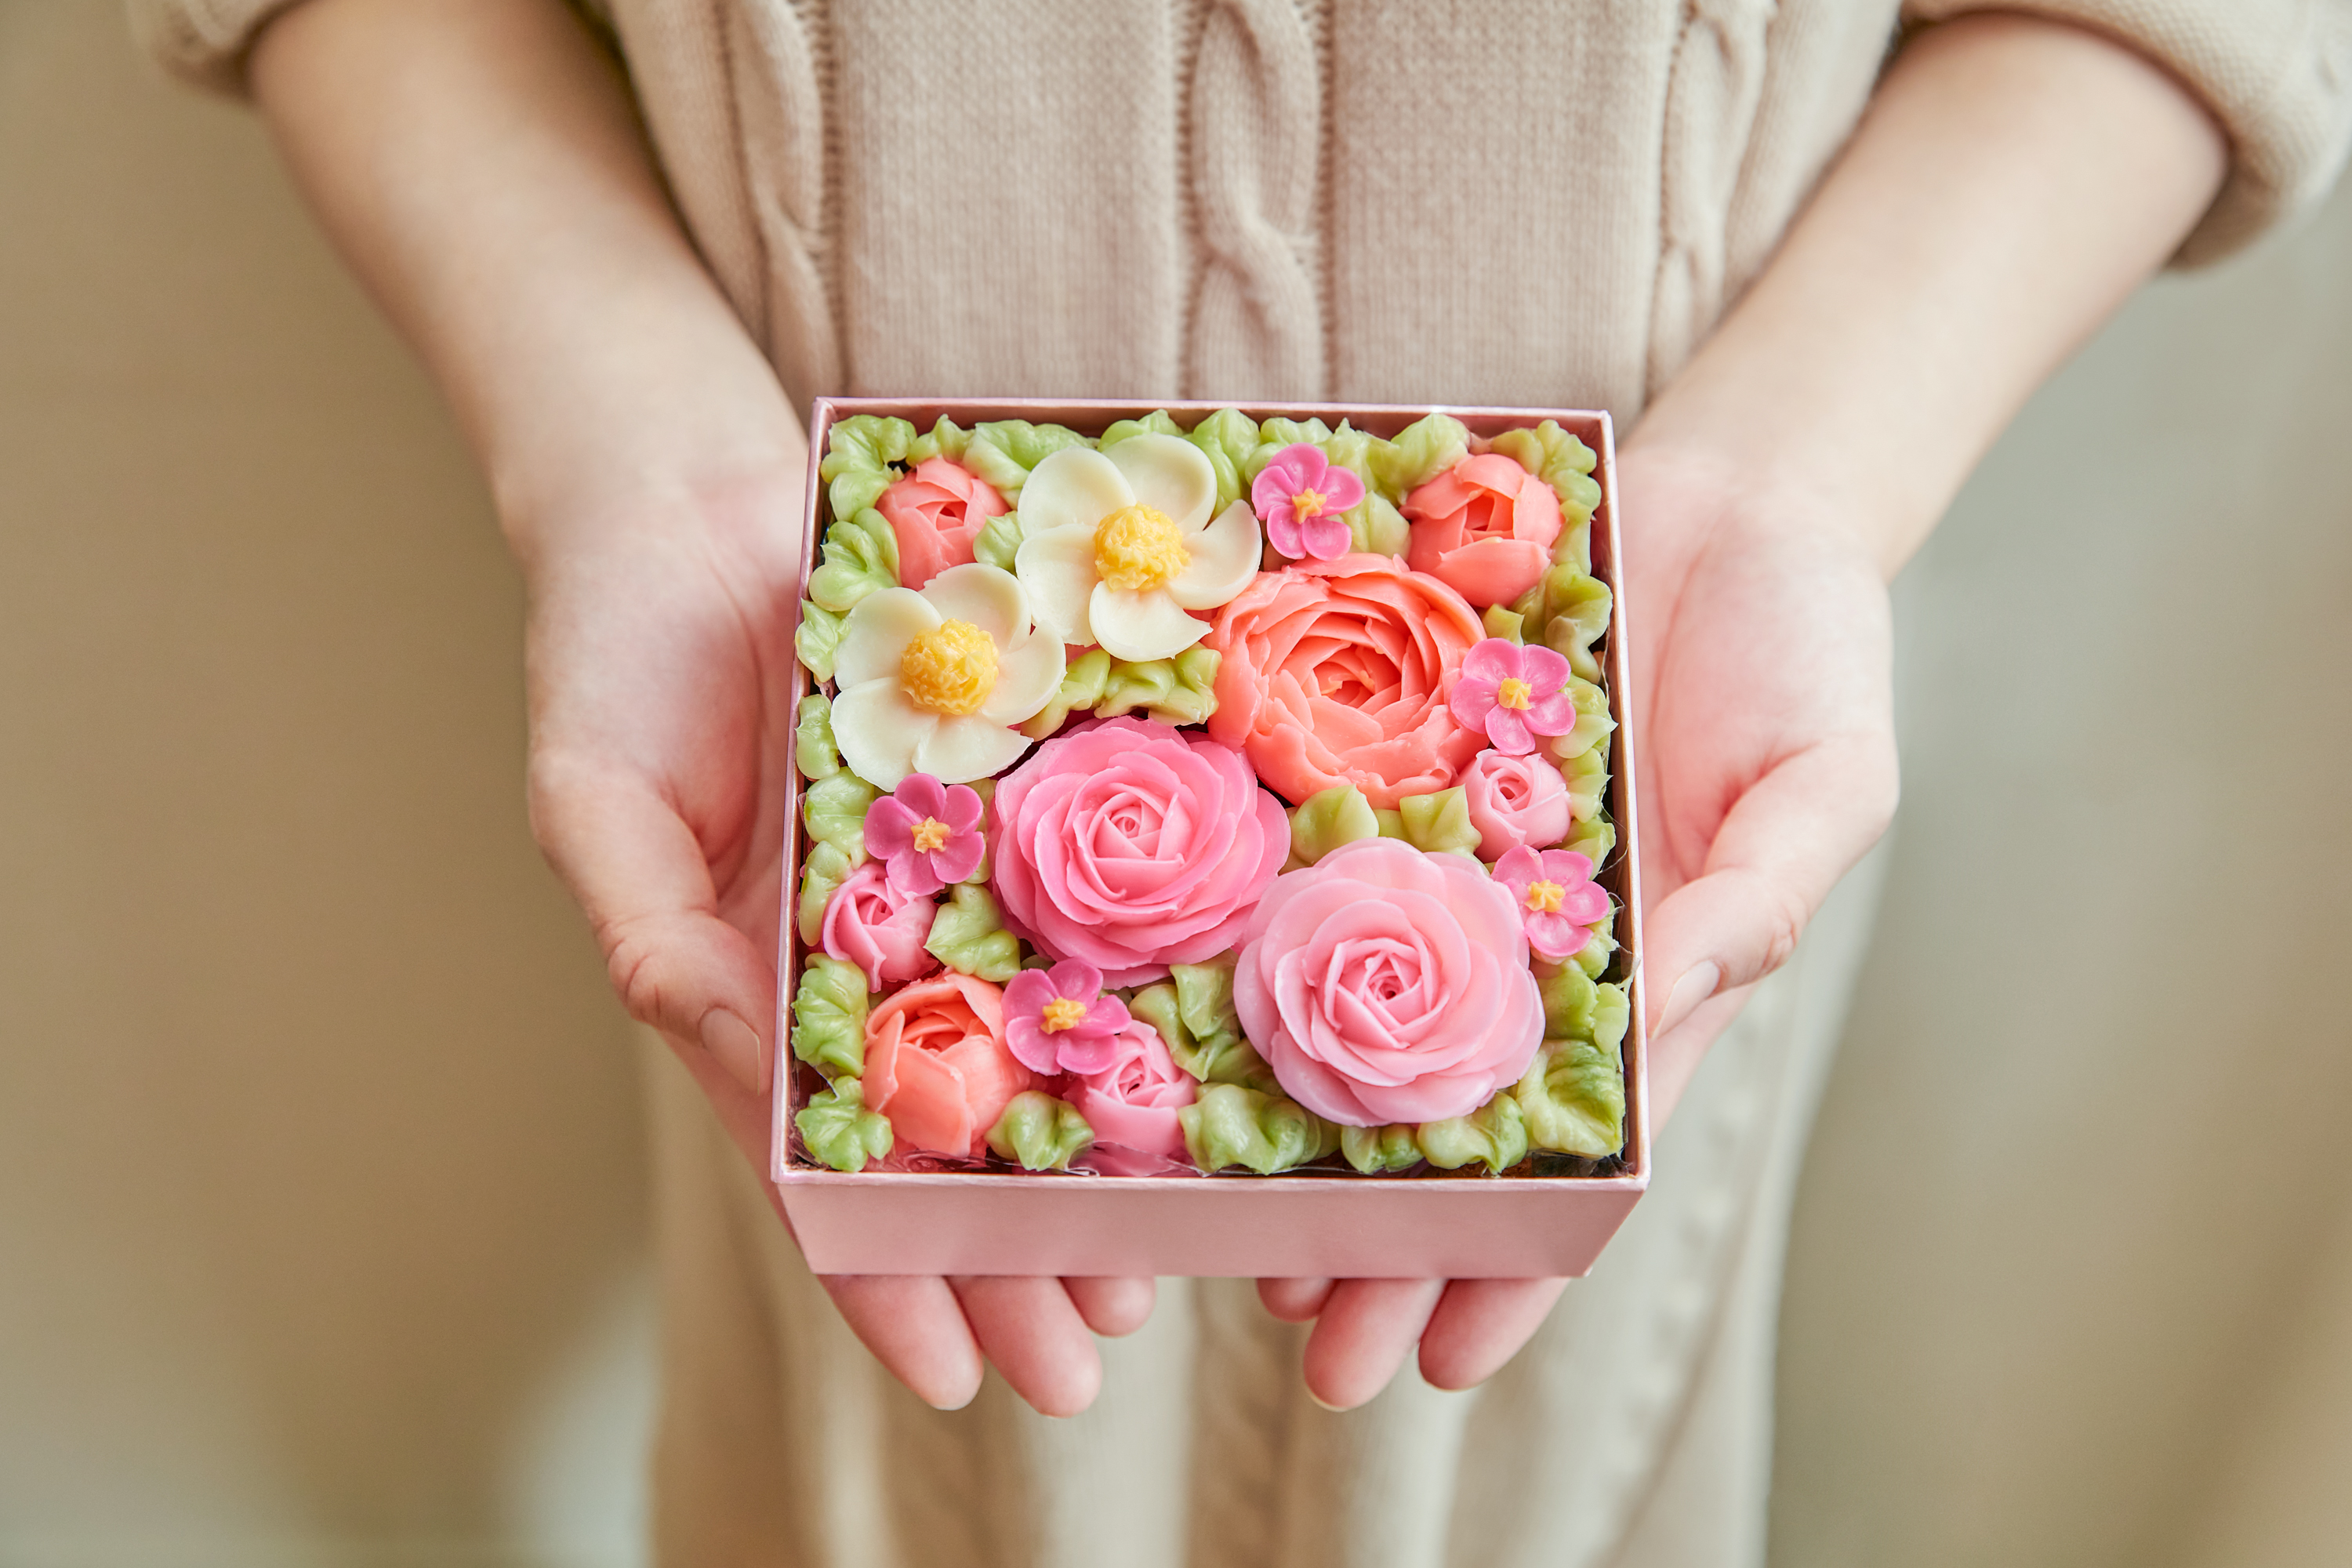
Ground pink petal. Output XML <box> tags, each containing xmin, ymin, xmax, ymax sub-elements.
<box><xmin>1001</xmin><ymin>967</ymin><xmax>1057</xmax><ymax>1022</ymax></box>
<box><xmin>1459</xmin><ymin>638</ymin><xmax>1523</xmax><ymax>684</ymax></box>
<box><xmin>1520</xmin><ymin>691</ymin><xmax>1576</xmax><ymax>735</ymax></box>
<box><xmin>1320</xmin><ymin>465</ymin><xmax>1366</xmax><ymax>510</ymax></box>
<box><xmin>940</xmin><ymin>784</ymin><xmax>985</xmax><ymax>834</ymax></box>
<box><xmin>896</xmin><ymin>774</ymin><xmax>949</xmax><ymax>820</ymax></box>
<box><xmin>1297</xmin><ymin>512</ymin><xmax>1353</xmax><ymax>561</ymax></box>
<box><xmin>1484</xmin><ymin>706</ymin><xmax>1537</xmax><ymax>755</ymax></box>
<box><xmin>1449</xmin><ymin>677</ymin><xmax>1499</xmax><ymax>728</ymax></box>
<box><xmin>862</xmin><ymin>796</ymin><xmax>916</xmax><ymax>858</ymax></box>
<box><xmin>926</xmin><ymin>834</ymin><xmax>985</xmax><ymax>886</ymax></box>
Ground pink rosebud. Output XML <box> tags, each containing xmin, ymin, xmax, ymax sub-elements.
<box><xmin>1490</xmin><ymin>845</ymin><xmax>1611</xmax><ymax>962</ymax></box>
<box><xmin>864</xmin><ymin>973</ymin><xmax>1035</xmax><ymax>1159</ymax></box>
<box><xmin>821</xmin><ymin>862</ymin><xmax>942</xmax><ymax>990</ymax></box>
<box><xmin>1447</xmin><ymin>638</ymin><xmax>1576</xmax><ymax>756</ymax></box>
<box><xmin>1250</xmin><ymin>443</ymin><xmax>1364</xmax><ymax>561</ymax></box>
<box><xmin>1002</xmin><ymin>960</ymin><xmax>1133</xmax><ymax>1075</ymax></box>
<box><xmin>1403</xmin><ymin>452</ymin><xmax>1563</xmax><ymax>607</ymax></box>
<box><xmin>863</xmin><ymin>773</ymin><xmax>986</xmax><ymax>896</ymax></box>
<box><xmin>1069</xmin><ymin>1018</ymin><xmax>1198</xmax><ymax>1169</ymax></box>
<box><xmin>1461</xmin><ymin>750</ymin><xmax>1573</xmax><ymax>861</ymax></box>
<box><xmin>875</xmin><ymin>458</ymin><xmax>1008</xmax><ymax>589</ymax></box>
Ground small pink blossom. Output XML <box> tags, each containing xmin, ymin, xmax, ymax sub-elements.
<box><xmin>1002</xmin><ymin>960</ymin><xmax>1133</xmax><ymax>1075</ymax></box>
<box><xmin>1490</xmin><ymin>845</ymin><xmax>1611</xmax><ymax>962</ymax></box>
<box><xmin>1447</xmin><ymin>638</ymin><xmax>1575</xmax><ymax>756</ymax></box>
<box><xmin>1250</xmin><ymin>444</ymin><xmax>1365</xmax><ymax>561</ymax></box>
<box><xmin>821</xmin><ymin>862</ymin><xmax>942</xmax><ymax>990</ymax></box>
<box><xmin>862</xmin><ymin>773</ymin><xmax>985</xmax><ymax>896</ymax></box>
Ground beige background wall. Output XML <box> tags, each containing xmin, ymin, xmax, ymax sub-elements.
<box><xmin>2</xmin><ymin>3</ymin><xmax>2347</xmax><ymax>1564</ymax></box>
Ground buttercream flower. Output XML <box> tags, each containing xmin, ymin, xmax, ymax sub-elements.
<box><xmin>1069</xmin><ymin>1018</ymin><xmax>1198</xmax><ymax>1168</ymax></box>
<box><xmin>991</xmin><ymin>717</ymin><xmax>1290</xmax><ymax>986</ymax></box>
<box><xmin>863</xmin><ymin>972</ymin><xmax>1037</xmax><ymax>1160</ymax></box>
<box><xmin>1012</xmin><ymin>434</ymin><xmax>1261</xmax><ymax>660</ymax></box>
<box><xmin>1447</xmin><ymin>638</ymin><xmax>1574</xmax><ymax>755</ymax></box>
<box><xmin>1461</xmin><ymin>750</ymin><xmax>1573</xmax><ymax>861</ymax></box>
<box><xmin>1205</xmin><ymin>556</ymin><xmax>1486</xmax><ymax>809</ymax></box>
<box><xmin>1003</xmin><ymin>960</ymin><xmax>1131</xmax><ymax>1075</ymax></box>
<box><xmin>829</xmin><ymin>563</ymin><xmax>1065</xmax><ymax>789</ymax></box>
<box><xmin>876</xmin><ymin>457</ymin><xmax>1008</xmax><ymax>589</ymax></box>
<box><xmin>863</xmin><ymin>773</ymin><xmax>985</xmax><ymax>895</ymax></box>
<box><xmin>1232</xmin><ymin>837</ymin><xmax>1542</xmax><ymax>1126</ymax></box>
<box><xmin>1403</xmin><ymin>453</ymin><xmax>1563</xmax><ymax>607</ymax></box>
<box><xmin>1250</xmin><ymin>443</ymin><xmax>1364</xmax><ymax>561</ymax></box>
<box><xmin>820</xmin><ymin>861</ymin><xmax>942</xmax><ymax>990</ymax></box>
<box><xmin>1490</xmin><ymin>845</ymin><xmax>1611</xmax><ymax>961</ymax></box>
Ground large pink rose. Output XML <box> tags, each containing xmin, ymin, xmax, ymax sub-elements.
<box><xmin>1403</xmin><ymin>453</ymin><xmax>1563</xmax><ymax>608</ymax></box>
<box><xmin>821</xmin><ymin>861</ymin><xmax>942</xmax><ymax>990</ymax></box>
<box><xmin>1461</xmin><ymin>749</ymin><xmax>1573</xmax><ymax>862</ymax></box>
<box><xmin>1068</xmin><ymin>1018</ymin><xmax>1198</xmax><ymax>1170</ymax></box>
<box><xmin>1205</xmin><ymin>556</ymin><xmax>1486</xmax><ymax>810</ymax></box>
<box><xmin>990</xmin><ymin>717</ymin><xmax>1290</xmax><ymax>986</ymax></box>
<box><xmin>875</xmin><ymin>458</ymin><xmax>1008</xmax><ymax>589</ymax></box>
<box><xmin>1233</xmin><ymin>837</ymin><xmax>1542</xmax><ymax>1126</ymax></box>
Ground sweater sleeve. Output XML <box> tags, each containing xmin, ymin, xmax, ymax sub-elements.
<box><xmin>128</xmin><ymin>0</ymin><xmax>305</xmax><ymax>95</ymax></box>
<box><xmin>1904</xmin><ymin>0</ymin><xmax>2352</xmax><ymax>263</ymax></box>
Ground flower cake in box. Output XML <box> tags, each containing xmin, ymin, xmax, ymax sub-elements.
<box><xmin>785</xmin><ymin>404</ymin><xmax>1632</xmax><ymax>1196</ymax></box>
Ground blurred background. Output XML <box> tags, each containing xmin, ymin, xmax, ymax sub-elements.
<box><xmin>4</xmin><ymin>3</ymin><xmax>2349</xmax><ymax>1563</ymax></box>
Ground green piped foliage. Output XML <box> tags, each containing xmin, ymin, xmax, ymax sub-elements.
<box><xmin>1179</xmin><ymin>1083</ymin><xmax>1341</xmax><ymax>1174</ymax></box>
<box><xmin>796</xmin><ymin>601</ymin><xmax>847</xmax><ymax>684</ymax></box>
<box><xmin>1509</xmin><ymin>564</ymin><xmax>1613</xmax><ymax>683</ymax></box>
<box><xmin>1564</xmin><ymin>811</ymin><xmax>1617</xmax><ymax>872</ymax></box>
<box><xmin>1417</xmin><ymin>1092</ymin><xmax>1529</xmax><ymax>1174</ymax></box>
<box><xmin>797</xmin><ymin>1075</ymin><xmax>895</xmax><ymax>1173</ymax></box>
<box><xmin>820</xmin><ymin>415</ymin><xmax>920</xmax><ymax>520</ymax></box>
<box><xmin>1098</xmin><ymin>409</ymin><xmax>1187</xmax><ymax>447</ymax></box>
<box><xmin>1131</xmin><ymin>955</ymin><xmax>1273</xmax><ymax>1091</ymax></box>
<box><xmin>925</xmin><ymin>884</ymin><xmax>1023</xmax><ymax>982</ymax></box>
<box><xmin>1557</xmin><ymin>742</ymin><xmax>1609</xmax><ymax>823</ymax></box>
<box><xmin>987</xmin><ymin>1091</ymin><xmax>1095</xmax><ymax>1171</ymax></box>
<box><xmin>1018</xmin><ymin>646</ymin><xmax>1221</xmax><ymax>738</ymax></box>
<box><xmin>1483</xmin><ymin>604</ymin><xmax>1526</xmax><ymax>643</ymax></box>
<box><xmin>960</xmin><ymin>419</ymin><xmax>1093</xmax><ymax>501</ymax></box>
<box><xmin>1341</xmin><ymin>1123</ymin><xmax>1425</xmax><ymax>1175</ymax></box>
<box><xmin>795</xmin><ymin>693</ymin><xmax>842</xmax><ymax>781</ymax></box>
<box><xmin>1553</xmin><ymin>675</ymin><xmax>1616</xmax><ymax>760</ymax></box>
<box><xmin>790</xmin><ymin>954</ymin><xmax>870</xmax><ymax>1080</ymax></box>
<box><xmin>971</xmin><ymin>509</ymin><xmax>1024</xmax><ymax>572</ymax></box>
<box><xmin>1285</xmin><ymin>784</ymin><xmax>1382</xmax><ymax>870</ymax></box>
<box><xmin>1372</xmin><ymin>412</ymin><xmax>1472</xmax><ymax>495</ymax></box>
<box><xmin>1396</xmin><ymin>787</ymin><xmax>1480</xmax><ymax>857</ymax></box>
<box><xmin>802</xmin><ymin>771</ymin><xmax>877</xmax><ymax>862</ymax></box>
<box><xmin>806</xmin><ymin>508</ymin><xmax>900</xmax><ymax>617</ymax></box>
<box><xmin>796</xmin><ymin>843</ymin><xmax>856</xmax><ymax>946</ymax></box>
<box><xmin>1515</xmin><ymin>1036</ymin><xmax>1625</xmax><ymax>1158</ymax></box>
<box><xmin>1185</xmin><ymin>408</ymin><xmax>1261</xmax><ymax>510</ymax></box>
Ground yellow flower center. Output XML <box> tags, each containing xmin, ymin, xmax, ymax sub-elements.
<box><xmin>911</xmin><ymin>817</ymin><xmax>951</xmax><ymax>852</ymax></box>
<box><xmin>1290</xmin><ymin>488</ymin><xmax>1328</xmax><ymax>521</ymax></box>
<box><xmin>1525</xmin><ymin>880</ymin><xmax>1566</xmax><ymax>915</ymax></box>
<box><xmin>1094</xmin><ymin>504</ymin><xmax>1190</xmax><ymax>593</ymax></box>
<box><xmin>1041</xmin><ymin>996</ymin><xmax>1088</xmax><ymax>1033</ymax></box>
<box><xmin>898</xmin><ymin>619</ymin><xmax>999</xmax><ymax>716</ymax></box>
<box><xmin>1496</xmin><ymin>676</ymin><xmax>1534</xmax><ymax>711</ymax></box>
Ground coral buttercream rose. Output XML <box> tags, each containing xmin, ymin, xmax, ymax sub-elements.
<box><xmin>820</xmin><ymin>861</ymin><xmax>942</xmax><ymax>990</ymax></box>
<box><xmin>876</xmin><ymin>458</ymin><xmax>1007</xmax><ymax>590</ymax></box>
<box><xmin>1206</xmin><ymin>556</ymin><xmax>1485</xmax><ymax>809</ymax></box>
<box><xmin>1233</xmin><ymin>837</ymin><xmax>1543</xmax><ymax>1126</ymax></box>
<box><xmin>862</xmin><ymin>973</ymin><xmax>1037</xmax><ymax>1159</ymax></box>
<box><xmin>1069</xmin><ymin>1018</ymin><xmax>1198</xmax><ymax>1171</ymax></box>
<box><xmin>990</xmin><ymin>717</ymin><xmax>1290</xmax><ymax>986</ymax></box>
<box><xmin>1403</xmin><ymin>453</ymin><xmax>1563</xmax><ymax>608</ymax></box>
<box><xmin>1461</xmin><ymin>749</ymin><xmax>1574</xmax><ymax>861</ymax></box>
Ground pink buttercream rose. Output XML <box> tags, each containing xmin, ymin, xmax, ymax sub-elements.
<box><xmin>1069</xmin><ymin>1018</ymin><xmax>1199</xmax><ymax>1170</ymax></box>
<box><xmin>875</xmin><ymin>458</ymin><xmax>1008</xmax><ymax>589</ymax></box>
<box><xmin>1233</xmin><ymin>837</ymin><xmax>1542</xmax><ymax>1127</ymax></box>
<box><xmin>990</xmin><ymin>717</ymin><xmax>1290</xmax><ymax>986</ymax></box>
<box><xmin>1205</xmin><ymin>556</ymin><xmax>1486</xmax><ymax>810</ymax></box>
<box><xmin>1403</xmin><ymin>453</ymin><xmax>1563</xmax><ymax>608</ymax></box>
<box><xmin>1461</xmin><ymin>750</ymin><xmax>1573</xmax><ymax>861</ymax></box>
<box><xmin>820</xmin><ymin>861</ymin><xmax>942</xmax><ymax>990</ymax></box>
<box><xmin>864</xmin><ymin>973</ymin><xmax>1036</xmax><ymax>1159</ymax></box>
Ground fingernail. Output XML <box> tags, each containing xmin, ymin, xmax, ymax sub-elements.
<box><xmin>1306</xmin><ymin>1387</ymin><xmax>1345</xmax><ymax>1414</ymax></box>
<box><xmin>700</xmin><ymin>1007</ymin><xmax>767</xmax><ymax>1094</ymax></box>
<box><xmin>1657</xmin><ymin>961</ymin><xmax>1721</xmax><ymax>1037</ymax></box>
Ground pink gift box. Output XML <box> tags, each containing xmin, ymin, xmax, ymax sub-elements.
<box><xmin>773</xmin><ymin>398</ymin><xmax>1649</xmax><ymax>1279</ymax></box>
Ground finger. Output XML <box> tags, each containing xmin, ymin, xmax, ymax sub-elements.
<box><xmin>1301</xmin><ymin>1279</ymin><xmax>1446</xmax><ymax>1411</ymax></box>
<box><xmin>1062</xmin><ymin>1276</ymin><xmax>1156</xmax><ymax>1338</ymax></box>
<box><xmin>1645</xmin><ymin>982</ymin><xmax>1756</xmax><ymax>1128</ymax></box>
<box><xmin>1257</xmin><ymin>1277</ymin><xmax>1336</xmax><ymax>1322</ymax></box>
<box><xmin>1417</xmin><ymin>1279</ymin><xmax>1568</xmax><ymax>1390</ymax></box>
<box><xmin>822</xmin><ymin>1275</ymin><xmax>986</xmax><ymax>1411</ymax></box>
<box><xmin>950</xmin><ymin>1275</ymin><xmax>1104</xmax><ymax>1417</ymax></box>
<box><xmin>529</xmin><ymin>753</ymin><xmax>776</xmax><ymax>1094</ymax></box>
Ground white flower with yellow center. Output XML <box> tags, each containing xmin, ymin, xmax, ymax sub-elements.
<box><xmin>1012</xmin><ymin>434</ymin><xmax>1263</xmax><ymax>662</ymax></box>
<box><xmin>829</xmin><ymin>564</ymin><xmax>1066</xmax><ymax>789</ymax></box>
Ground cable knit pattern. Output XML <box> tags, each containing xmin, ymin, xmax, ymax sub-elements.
<box><xmin>729</xmin><ymin>0</ymin><xmax>843</xmax><ymax>407</ymax></box>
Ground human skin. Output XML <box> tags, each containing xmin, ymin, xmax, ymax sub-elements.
<box><xmin>249</xmin><ymin>2</ymin><xmax>2223</xmax><ymax>1414</ymax></box>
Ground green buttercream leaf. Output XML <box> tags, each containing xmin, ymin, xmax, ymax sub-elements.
<box><xmin>1099</xmin><ymin>410</ymin><xmax>1187</xmax><ymax>447</ymax></box>
<box><xmin>1247</xmin><ymin>419</ymin><xmax>1336</xmax><ymax>480</ymax></box>
<box><xmin>795</xmin><ymin>693</ymin><xmax>842</xmax><ymax>781</ymax></box>
<box><xmin>1552</xmin><ymin>675</ymin><xmax>1616</xmax><ymax>760</ymax></box>
<box><xmin>1417</xmin><ymin>1092</ymin><xmax>1529</xmax><ymax>1174</ymax></box>
<box><xmin>808</xmin><ymin>508</ymin><xmax>901</xmax><ymax>616</ymax></box>
<box><xmin>1020</xmin><ymin>648</ymin><xmax>1112</xmax><ymax>739</ymax></box>
<box><xmin>1538</xmin><ymin>962</ymin><xmax>1600</xmax><ymax>1043</ymax></box>
<box><xmin>1485</xmin><ymin>420</ymin><xmax>1601</xmax><ymax>575</ymax></box>
<box><xmin>1373</xmin><ymin>808</ymin><xmax>1407</xmax><ymax>840</ymax></box>
<box><xmin>925</xmin><ymin>884</ymin><xmax>1023</xmax><ymax>982</ymax></box>
<box><xmin>1515</xmin><ymin>1036</ymin><xmax>1625</xmax><ymax>1157</ymax></box>
<box><xmin>796</xmin><ymin>601</ymin><xmax>846</xmax><ymax>684</ymax></box>
<box><xmin>1483</xmin><ymin>604</ymin><xmax>1525</xmax><ymax>643</ymax></box>
<box><xmin>986</xmin><ymin>1091</ymin><xmax>1095</xmax><ymax>1171</ymax></box>
<box><xmin>1396</xmin><ymin>787</ymin><xmax>1480</xmax><ymax>856</ymax></box>
<box><xmin>1132</xmin><ymin>959</ymin><xmax>1272</xmax><ymax>1091</ymax></box>
<box><xmin>803</xmin><ymin>771</ymin><xmax>877</xmax><ymax>862</ymax></box>
<box><xmin>1286</xmin><ymin>784</ymin><xmax>1382</xmax><ymax>869</ymax></box>
<box><xmin>1186</xmin><ymin>408</ymin><xmax>1261</xmax><ymax>510</ymax></box>
<box><xmin>1179</xmin><ymin>1083</ymin><xmax>1341</xmax><ymax>1174</ymax></box>
<box><xmin>796</xmin><ymin>1075</ymin><xmax>895</xmax><ymax>1172</ymax></box>
<box><xmin>1354</xmin><ymin>492</ymin><xmax>1411</xmax><ymax>557</ymax></box>
<box><xmin>797</xmin><ymin>842</ymin><xmax>857</xmax><ymax>946</ymax></box>
<box><xmin>962</xmin><ymin>419</ymin><xmax>1092</xmax><ymax>501</ymax></box>
<box><xmin>1097</xmin><ymin>644</ymin><xmax>1221</xmax><ymax>725</ymax></box>
<box><xmin>1590</xmin><ymin>981</ymin><xmax>1632</xmax><ymax>1054</ymax></box>
<box><xmin>1573</xmin><ymin>913</ymin><xmax>1618</xmax><ymax>978</ymax></box>
<box><xmin>1341</xmin><ymin>1123</ymin><xmax>1425</xmax><ymax>1174</ymax></box>
<box><xmin>1564</xmin><ymin>811</ymin><xmax>1617</xmax><ymax>871</ymax></box>
<box><xmin>821</xmin><ymin>415</ymin><xmax>920</xmax><ymax>521</ymax></box>
<box><xmin>791</xmin><ymin>954</ymin><xmax>870</xmax><ymax>1080</ymax></box>
<box><xmin>1373</xmin><ymin>413</ymin><xmax>1472</xmax><ymax>495</ymax></box>
<box><xmin>972</xmin><ymin>509</ymin><xmax>1025</xmax><ymax>572</ymax></box>
<box><xmin>1556</xmin><ymin>742</ymin><xmax>1608</xmax><ymax>823</ymax></box>
<box><xmin>1173</xmin><ymin>954</ymin><xmax>1239</xmax><ymax>1043</ymax></box>
<box><xmin>912</xmin><ymin>416</ymin><xmax>971</xmax><ymax>464</ymax></box>
<box><xmin>1510</xmin><ymin>564</ymin><xmax>1613</xmax><ymax>683</ymax></box>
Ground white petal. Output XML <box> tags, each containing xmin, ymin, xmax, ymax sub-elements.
<box><xmin>831</xmin><ymin>587</ymin><xmax>941</xmax><ymax>691</ymax></box>
<box><xmin>1014</xmin><ymin>524</ymin><xmax>1101</xmax><ymax>646</ymax></box>
<box><xmin>1166</xmin><ymin>499</ymin><xmax>1263</xmax><ymax>610</ymax></box>
<box><xmin>1105</xmin><ymin>432</ymin><xmax>1215</xmax><ymax>532</ymax></box>
<box><xmin>919</xmin><ymin>562</ymin><xmax>1029</xmax><ymax>646</ymax></box>
<box><xmin>981</xmin><ymin>628</ymin><xmax>1067</xmax><ymax>724</ymax></box>
<box><xmin>1016</xmin><ymin>446</ymin><xmax>1131</xmax><ymax>537</ymax></box>
<box><xmin>1091</xmin><ymin>585</ymin><xmax>1210</xmax><ymax>662</ymax></box>
<box><xmin>916</xmin><ymin>714</ymin><xmax>1035</xmax><ymax>784</ymax></box>
<box><xmin>829</xmin><ymin>679</ymin><xmax>940</xmax><ymax>790</ymax></box>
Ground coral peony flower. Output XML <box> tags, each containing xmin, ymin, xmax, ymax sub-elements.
<box><xmin>1490</xmin><ymin>845</ymin><xmax>1611</xmax><ymax>962</ymax></box>
<box><xmin>820</xmin><ymin>861</ymin><xmax>942</xmax><ymax>990</ymax></box>
<box><xmin>1069</xmin><ymin>1018</ymin><xmax>1199</xmax><ymax>1168</ymax></box>
<box><xmin>1002</xmin><ymin>960</ymin><xmax>1131</xmax><ymax>1075</ymax></box>
<box><xmin>1012</xmin><ymin>434</ymin><xmax>1261</xmax><ymax>661</ymax></box>
<box><xmin>990</xmin><ymin>717</ymin><xmax>1290</xmax><ymax>986</ymax></box>
<box><xmin>1447</xmin><ymin>638</ymin><xmax>1575</xmax><ymax>756</ymax></box>
<box><xmin>863</xmin><ymin>773</ymin><xmax>985</xmax><ymax>896</ymax></box>
<box><xmin>1233</xmin><ymin>837</ymin><xmax>1543</xmax><ymax>1126</ymax></box>
<box><xmin>1403</xmin><ymin>452</ymin><xmax>1563</xmax><ymax>607</ymax></box>
<box><xmin>1205</xmin><ymin>556</ymin><xmax>1486</xmax><ymax>810</ymax></box>
<box><xmin>863</xmin><ymin>972</ymin><xmax>1036</xmax><ymax>1159</ymax></box>
<box><xmin>876</xmin><ymin>457</ymin><xmax>1008</xmax><ymax>589</ymax></box>
<box><xmin>829</xmin><ymin>564</ymin><xmax>1065</xmax><ymax>789</ymax></box>
<box><xmin>1250</xmin><ymin>443</ymin><xmax>1364</xmax><ymax>561</ymax></box>
<box><xmin>1461</xmin><ymin>750</ymin><xmax>1573</xmax><ymax>861</ymax></box>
